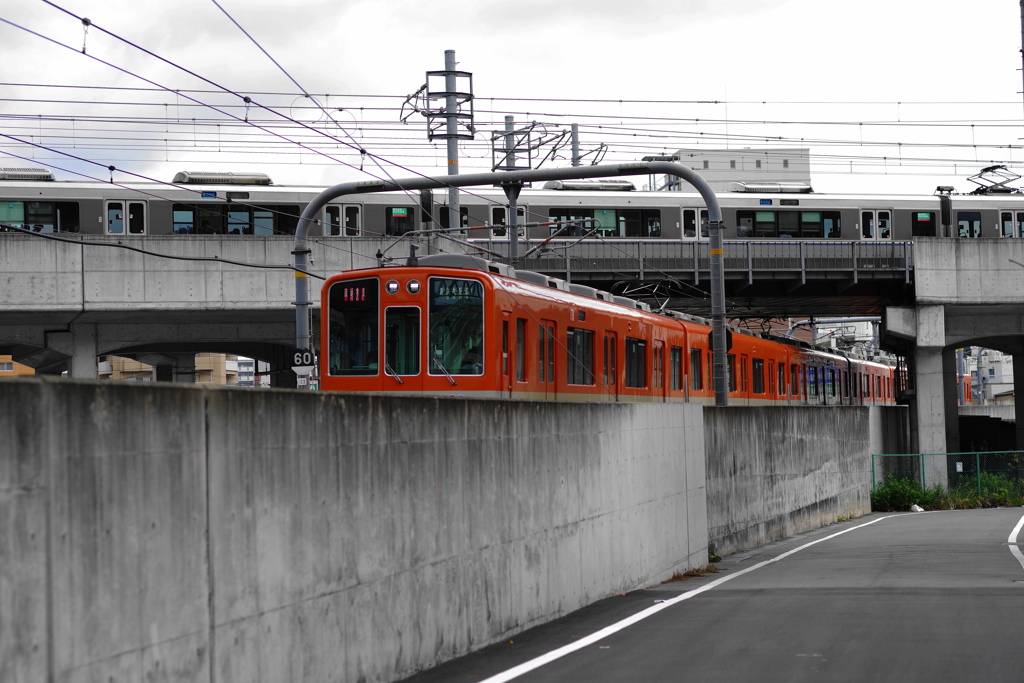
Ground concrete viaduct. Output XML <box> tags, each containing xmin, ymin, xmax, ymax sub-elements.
<box><xmin>2</xmin><ymin>232</ymin><xmax>1024</xmax><ymax>477</ymax></box>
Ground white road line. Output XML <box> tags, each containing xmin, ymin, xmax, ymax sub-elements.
<box><xmin>1009</xmin><ymin>511</ymin><xmax>1024</xmax><ymax>572</ymax></box>
<box><xmin>478</xmin><ymin>515</ymin><xmax>894</xmax><ymax>683</ymax></box>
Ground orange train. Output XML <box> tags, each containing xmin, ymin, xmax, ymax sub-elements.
<box><xmin>320</xmin><ymin>254</ymin><xmax>896</xmax><ymax>406</ymax></box>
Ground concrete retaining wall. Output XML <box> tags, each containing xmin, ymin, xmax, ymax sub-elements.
<box><xmin>0</xmin><ymin>379</ymin><xmax>706</xmax><ymax>683</ymax></box>
<box><xmin>704</xmin><ymin>405</ymin><xmax>907</xmax><ymax>557</ymax></box>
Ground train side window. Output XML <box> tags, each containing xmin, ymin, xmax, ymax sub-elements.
<box><xmin>912</xmin><ymin>211</ymin><xmax>936</xmax><ymax>237</ymax></box>
<box><xmin>547</xmin><ymin>325</ymin><xmax>555</xmax><ymax>382</ymax></box>
<box><xmin>790</xmin><ymin>364</ymin><xmax>799</xmax><ymax>396</ymax></box>
<box><xmin>173</xmin><ymin>207</ymin><xmax>194</xmax><ymax>234</ymax></box>
<box><xmin>386</xmin><ymin>206</ymin><xmax>415</xmax><ymax>236</ymax></box>
<box><xmin>549</xmin><ymin>208</ymin><xmax>594</xmax><ymax>237</ymax></box>
<box><xmin>778</xmin><ymin>362</ymin><xmax>787</xmax><ymax>395</ymax></box>
<box><xmin>516</xmin><ymin>318</ymin><xmax>527</xmax><ymax>382</ymax></box>
<box><xmin>823</xmin><ymin>211</ymin><xmax>842</xmax><ymax>238</ymax></box>
<box><xmin>752</xmin><ymin>358</ymin><xmax>765</xmax><ymax>394</ymax></box>
<box><xmin>438</xmin><ymin>205</ymin><xmax>469</xmax><ymax>231</ymax></box>
<box><xmin>619</xmin><ymin>208</ymin><xmax>661</xmax><ymax>237</ymax></box>
<box><xmin>957</xmin><ymin>211</ymin><xmax>981</xmax><ymax>238</ymax></box>
<box><xmin>227</xmin><ymin>210</ymin><xmax>250</xmax><ymax>235</ymax></box>
<box><xmin>690</xmin><ymin>348</ymin><xmax>703</xmax><ymax>391</ymax></box>
<box><xmin>778</xmin><ymin>212</ymin><xmax>799</xmax><ymax>238</ymax></box>
<box><xmin>726</xmin><ymin>354</ymin><xmax>737</xmax><ymax>393</ymax></box>
<box><xmin>625</xmin><ymin>338</ymin><xmax>647</xmax><ymax>388</ymax></box>
<box><xmin>4</xmin><ymin>201</ymin><xmax>81</xmax><ymax>233</ymax></box>
<box><xmin>566</xmin><ymin>327</ymin><xmax>594</xmax><ymax>385</ymax></box>
<box><xmin>670</xmin><ymin>346</ymin><xmax>683</xmax><ymax>391</ymax></box>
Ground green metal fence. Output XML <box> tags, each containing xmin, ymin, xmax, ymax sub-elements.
<box><xmin>872</xmin><ymin>451</ymin><xmax>1024</xmax><ymax>498</ymax></box>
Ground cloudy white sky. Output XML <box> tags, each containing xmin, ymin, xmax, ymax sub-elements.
<box><xmin>1</xmin><ymin>0</ymin><xmax>1021</xmax><ymax>194</ymax></box>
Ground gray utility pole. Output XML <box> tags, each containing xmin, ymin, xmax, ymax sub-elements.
<box><xmin>425</xmin><ymin>50</ymin><xmax>474</xmax><ymax>233</ymax></box>
<box><xmin>571</xmin><ymin>124</ymin><xmax>580</xmax><ymax>167</ymax></box>
<box><xmin>502</xmin><ymin>116</ymin><xmax>522</xmax><ymax>264</ymax></box>
<box><xmin>293</xmin><ymin>161</ymin><xmax>731</xmax><ymax>406</ymax></box>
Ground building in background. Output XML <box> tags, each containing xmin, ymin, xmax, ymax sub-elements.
<box><xmin>97</xmin><ymin>353</ymin><xmax>240</xmax><ymax>385</ymax></box>
<box><xmin>0</xmin><ymin>355</ymin><xmax>35</xmax><ymax>378</ymax></box>
<box><xmin>646</xmin><ymin>147</ymin><xmax>812</xmax><ymax>192</ymax></box>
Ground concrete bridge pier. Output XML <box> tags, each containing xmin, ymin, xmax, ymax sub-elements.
<box><xmin>153</xmin><ymin>354</ymin><xmax>197</xmax><ymax>384</ymax></box>
<box><xmin>44</xmin><ymin>323</ymin><xmax>98</xmax><ymax>379</ymax></box>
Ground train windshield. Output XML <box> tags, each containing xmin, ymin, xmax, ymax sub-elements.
<box><xmin>327</xmin><ymin>278</ymin><xmax>379</xmax><ymax>375</ymax></box>
<box><xmin>428</xmin><ymin>277</ymin><xmax>485</xmax><ymax>375</ymax></box>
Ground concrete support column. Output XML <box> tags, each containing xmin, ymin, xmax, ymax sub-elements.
<box><xmin>45</xmin><ymin>323</ymin><xmax>98</xmax><ymax>379</ymax></box>
<box><xmin>912</xmin><ymin>305</ymin><xmax>952</xmax><ymax>488</ymax></box>
<box><xmin>1014</xmin><ymin>352</ymin><xmax>1024</xmax><ymax>450</ymax></box>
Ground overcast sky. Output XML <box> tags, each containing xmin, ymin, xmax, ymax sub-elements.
<box><xmin>2</xmin><ymin>0</ymin><xmax>1022</xmax><ymax>194</ymax></box>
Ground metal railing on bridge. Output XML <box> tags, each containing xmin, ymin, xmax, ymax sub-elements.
<box><xmin>468</xmin><ymin>240</ymin><xmax>913</xmax><ymax>284</ymax></box>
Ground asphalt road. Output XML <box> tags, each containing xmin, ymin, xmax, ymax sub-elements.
<box><xmin>400</xmin><ymin>508</ymin><xmax>1024</xmax><ymax>683</ymax></box>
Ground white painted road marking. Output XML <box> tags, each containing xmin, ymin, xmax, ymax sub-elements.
<box><xmin>478</xmin><ymin>515</ymin><xmax>895</xmax><ymax>683</ymax></box>
<box><xmin>1009</xmin><ymin>512</ymin><xmax>1024</xmax><ymax>572</ymax></box>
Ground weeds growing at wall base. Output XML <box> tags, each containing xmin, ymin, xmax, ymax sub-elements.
<box><xmin>872</xmin><ymin>474</ymin><xmax>1024</xmax><ymax>511</ymax></box>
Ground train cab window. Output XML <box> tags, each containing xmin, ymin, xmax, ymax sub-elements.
<box><xmin>0</xmin><ymin>200</ymin><xmax>80</xmax><ymax>233</ymax></box>
<box><xmin>567</xmin><ymin>327</ymin><xmax>595</xmax><ymax>385</ymax></box>
<box><xmin>386</xmin><ymin>206</ymin><xmax>416</xmax><ymax>236</ymax></box>
<box><xmin>428</xmin><ymin>277</ymin><xmax>484</xmax><ymax>376</ymax></box>
<box><xmin>752</xmin><ymin>358</ymin><xmax>765</xmax><ymax>394</ymax></box>
<box><xmin>912</xmin><ymin>211</ymin><xmax>937</xmax><ymax>237</ymax></box>
<box><xmin>384</xmin><ymin>307</ymin><xmax>421</xmax><ymax>376</ymax></box>
<box><xmin>492</xmin><ymin>205</ymin><xmax>527</xmax><ymax>238</ymax></box>
<box><xmin>516</xmin><ymin>318</ymin><xmax>527</xmax><ymax>382</ymax></box>
<box><xmin>327</xmin><ymin>278</ymin><xmax>379</xmax><ymax>376</ymax></box>
<box><xmin>957</xmin><ymin>211</ymin><xmax>981</xmax><ymax>238</ymax></box>
<box><xmin>690</xmin><ymin>348</ymin><xmax>703</xmax><ymax>391</ymax></box>
<box><xmin>1000</xmin><ymin>211</ymin><xmax>1024</xmax><ymax>238</ymax></box>
<box><xmin>670</xmin><ymin>346</ymin><xmax>683</xmax><ymax>391</ymax></box>
<box><xmin>625</xmin><ymin>338</ymin><xmax>647</xmax><ymax>388</ymax></box>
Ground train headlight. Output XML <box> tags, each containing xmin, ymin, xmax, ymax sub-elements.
<box><xmin>407</xmin><ymin>280</ymin><xmax>421</xmax><ymax>294</ymax></box>
<box><xmin>385</xmin><ymin>280</ymin><xmax>400</xmax><ymax>295</ymax></box>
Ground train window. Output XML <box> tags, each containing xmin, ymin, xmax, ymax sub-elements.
<box><xmin>690</xmin><ymin>349</ymin><xmax>703</xmax><ymax>391</ymax></box>
<box><xmin>106</xmin><ymin>202</ymin><xmax>124</xmax><ymax>234</ymax></box>
<box><xmin>549</xmin><ymin>208</ymin><xmax>596</xmax><ymax>237</ymax></box>
<box><xmin>438</xmin><ymin>205</ymin><xmax>469</xmax><ymax>231</ymax></box>
<box><xmin>0</xmin><ymin>201</ymin><xmax>80</xmax><ymax>233</ymax></box>
<box><xmin>1000</xmin><ymin>211</ymin><xmax>1024</xmax><ymax>238</ymax></box>
<box><xmin>957</xmin><ymin>211</ymin><xmax>981</xmax><ymax>238</ymax></box>
<box><xmin>625</xmin><ymin>338</ymin><xmax>647</xmax><ymax>388</ymax></box>
<box><xmin>912</xmin><ymin>211</ymin><xmax>936</xmax><ymax>237</ymax></box>
<box><xmin>171</xmin><ymin>203</ymin><xmax>299</xmax><ymax>235</ymax></box>
<box><xmin>227</xmin><ymin>210</ymin><xmax>249</xmax><ymax>235</ymax></box>
<box><xmin>327</xmin><ymin>278</ymin><xmax>379</xmax><ymax>376</ymax></box>
<box><xmin>502</xmin><ymin>322</ymin><xmax>509</xmax><ymax>376</ymax></box>
<box><xmin>876</xmin><ymin>376</ymin><xmax>881</xmax><ymax>398</ymax></box>
<box><xmin>516</xmin><ymin>318</ymin><xmax>527</xmax><ymax>382</ymax></box>
<box><xmin>603</xmin><ymin>332</ymin><xmax>615</xmax><ymax>386</ymax></box>
<box><xmin>778</xmin><ymin>212</ymin><xmax>799</xmax><ymax>238</ymax></box>
<box><xmin>386</xmin><ymin>206</ymin><xmax>416</xmax><ymax>236</ymax></box>
<box><xmin>778</xmin><ymin>363</ymin><xmax>786</xmax><ymax>396</ymax></box>
<box><xmin>823</xmin><ymin>211</ymin><xmax>841</xmax><ymax>238</ymax></box>
<box><xmin>566</xmin><ymin>327</ymin><xmax>595</xmax><ymax>385</ymax></box>
<box><xmin>670</xmin><ymin>346</ymin><xmax>683</xmax><ymax>391</ymax></box>
<box><xmin>384</xmin><ymin>307</ymin><xmax>421</xmax><ymax>376</ymax></box>
<box><xmin>790</xmin><ymin>364</ymin><xmax>799</xmax><ymax>396</ymax></box>
<box><xmin>726</xmin><ymin>354</ymin><xmax>737</xmax><ymax>393</ymax></box>
<box><xmin>547</xmin><ymin>325</ymin><xmax>556</xmax><ymax>382</ymax></box>
<box><xmin>619</xmin><ymin>209</ymin><xmax>662</xmax><ymax>237</ymax></box>
<box><xmin>428</xmin><ymin>277</ymin><xmax>484</xmax><ymax>376</ymax></box>
<box><xmin>752</xmin><ymin>358</ymin><xmax>764</xmax><ymax>394</ymax></box>
<box><xmin>173</xmin><ymin>208</ymin><xmax>194</xmax><ymax>234</ymax></box>
<box><xmin>652</xmin><ymin>342</ymin><xmax>664</xmax><ymax>390</ymax></box>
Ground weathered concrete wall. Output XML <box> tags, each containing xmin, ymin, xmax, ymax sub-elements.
<box><xmin>0</xmin><ymin>378</ymin><xmax>706</xmax><ymax>683</ymax></box>
<box><xmin>704</xmin><ymin>406</ymin><xmax>907</xmax><ymax>557</ymax></box>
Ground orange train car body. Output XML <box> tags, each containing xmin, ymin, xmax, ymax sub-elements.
<box><xmin>320</xmin><ymin>254</ymin><xmax>896</xmax><ymax>406</ymax></box>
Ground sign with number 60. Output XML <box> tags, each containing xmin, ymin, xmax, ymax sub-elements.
<box><xmin>292</xmin><ymin>347</ymin><xmax>315</xmax><ymax>373</ymax></box>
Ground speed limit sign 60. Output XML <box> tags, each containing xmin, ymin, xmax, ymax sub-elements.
<box><xmin>292</xmin><ymin>347</ymin><xmax>315</xmax><ymax>374</ymax></box>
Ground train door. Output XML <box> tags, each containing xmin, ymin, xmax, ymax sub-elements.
<box><xmin>383</xmin><ymin>306</ymin><xmax>422</xmax><ymax>393</ymax></box>
<box><xmin>326</xmin><ymin>205</ymin><xmax>362</xmax><ymax>236</ymax></box>
<box><xmin>491</xmin><ymin>205</ymin><xmax>527</xmax><ymax>239</ymax></box>
<box><xmin>860</xmin><ymin>210</ymin><xmax>892</xmax><ymax>240</ymax></box>
<box><xmin>540</xmin><ymin>319</ymin><xmax>557</xmax><ymax>400</ymax></box>
<box><xmin>682</xmin><ymin>208</ymin><xmax>709</xmax><ymax>241</ymax></box>
<box><xmin>999</xmin><ymin>210</ymin><xmax>1024</xmax><ymax>238</ymax></box>
<box><xmin>105</xmin><ymin>200</ymin><xmax>146</xmax><ymax>235</ymax></box>
<box><xmin>602</xmin><ymin>330</ymin><xmax>618</xmax><ymax>400</ymax></box>
<box><xmin>652</xmin><ymin>340</ymin><xmax>666</xmax><ymax>401</ymax></box>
